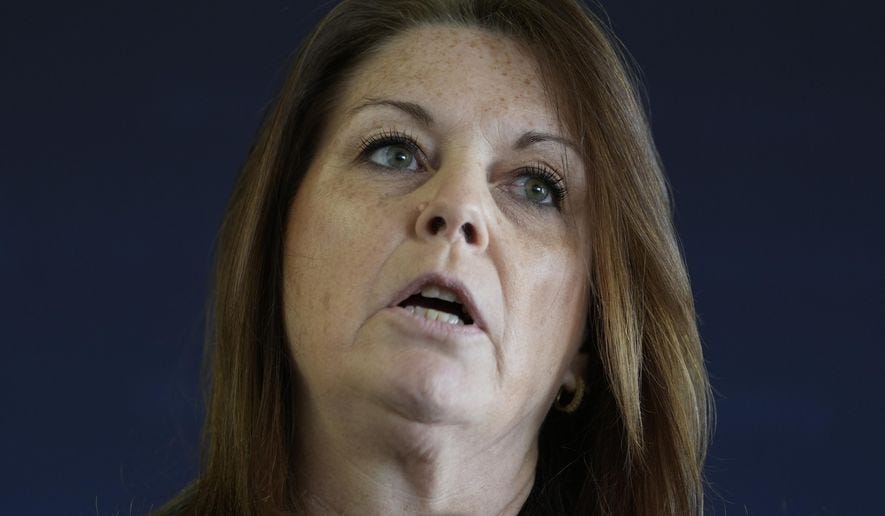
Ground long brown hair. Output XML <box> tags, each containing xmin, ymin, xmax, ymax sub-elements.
<box><xmin>158</xmin><ymin>0</ymin><xmax>712</xmax><ymax>514</ymax></box>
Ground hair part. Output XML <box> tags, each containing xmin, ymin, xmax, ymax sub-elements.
<box><xmin>157</xmin><ymin>1</ymin><xmax>712</xmax><ymax>514</ymax></box>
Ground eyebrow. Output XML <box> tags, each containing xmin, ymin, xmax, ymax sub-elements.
<box><xmin>350</xmin><ymin>97</ymin><xmax>578</xmax><ymax>153</ymax></box>
<box><xmin>350</xmin><ymin>98</ymin><xmax>435</xmax><ymax>127</ymax></box>
<box><xmin>514</xmin><ymin>131</ymin><xmax>577</xmax><ymax>153</ymax></box>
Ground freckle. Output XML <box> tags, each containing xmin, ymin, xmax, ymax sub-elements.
<box><xmin>342</xmin><ymin>187</ymin><xmax>357</xmax><ymax>203</ymax></box>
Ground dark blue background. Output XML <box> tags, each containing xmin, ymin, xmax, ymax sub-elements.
<box><xmin>2</xmin><ymin>1</ymin><xmax>882</xmax><ymax>514</ymax></box>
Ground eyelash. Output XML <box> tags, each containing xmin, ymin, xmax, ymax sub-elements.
<box><xmin>358</xmin><ymin>130</ymin><xmax>423</xmax><ymax>170</ymax></box>
<box><xmin>519</xmin><ymin>162</ymin><xmax>568</xmax><ymax>208</ymax></box>
<box><xmin>357</xmin><ymin>129</ymin><xmax>568</xmax><ymax>209</ymax></box>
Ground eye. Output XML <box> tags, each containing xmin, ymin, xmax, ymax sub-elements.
<box><xmin>509</xmin><ymin>165</ymin><xmax>567</xmax><ymax>209</ymax></box>
<box><xmin>522</xmin><ymin>177</ymin><xmax>551</xmax><ymax>204</ymax></box>
<box><xmin>368</xmin><ymin>144</ymin><xmax>418</xmax><ymax>171</ymax></box>
<box><xmin>359</xmin><ymin>131</ymin><xmax>422</xmax><ymax>172</ymax></box>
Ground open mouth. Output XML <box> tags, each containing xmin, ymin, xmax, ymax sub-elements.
<box><xmin>397</xmin><ymin>285</ymin><xmax>475</xmax><ymax>326</ymax></box>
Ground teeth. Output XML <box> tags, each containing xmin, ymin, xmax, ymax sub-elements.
<box><xmin>404</xmin><ymin>305</ymin><xmax>463</xmax><ymax>325</ymax></box>
<box><xmin>420</xmin><ymin>285</ymin><xmax>459</xmax><ymax>303</ymax></box>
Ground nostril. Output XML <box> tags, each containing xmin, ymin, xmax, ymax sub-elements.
<box><xmin>429</xmin><ymin>216</ymin><xmax>446</xmax><ymax>234</ymax></box>
<box><xmin>461</xmin><ymin>223</ymin><xmax>476</xmax><ymax>244</ymax></box>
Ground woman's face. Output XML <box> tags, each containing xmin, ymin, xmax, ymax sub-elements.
<box><xmin>283</xmin><ymin>26</ymin><xmax>589</xmax><ymax>444</ymax></box>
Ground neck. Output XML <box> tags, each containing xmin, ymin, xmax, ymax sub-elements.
<box><xmin>293</xmin><ymin>398</ymin><xmax>539</xmax><ymax>515</ymax></box>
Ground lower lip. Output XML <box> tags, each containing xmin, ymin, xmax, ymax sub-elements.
<box><xmin>384</xmin><ymin>306</ymin><xmax>486</xmax><ymax>341</ymax></box>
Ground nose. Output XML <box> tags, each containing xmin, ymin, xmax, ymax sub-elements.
<box><xmin>414</xmin><ymin>171</ymin><xmax>490</xmax><ymax>252</ymax></box>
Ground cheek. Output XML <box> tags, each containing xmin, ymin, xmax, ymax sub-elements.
<box><xmin>501</xmin><ymin>235</ymin><xmax>586</xmax><ymax>382</ymax></box>
<box><xmin>282</xmin><ymin>168</ymin><xmax>400</xmax><ymax>350</ymax></box>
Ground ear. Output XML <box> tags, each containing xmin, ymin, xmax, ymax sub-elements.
<box><xmin>560</xmin><ymin>350</ymin><xmax>590</xmax><ymax>392</ymax></box>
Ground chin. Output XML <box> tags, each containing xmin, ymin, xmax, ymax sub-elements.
<box><xmin>374</xmin><ymin>365</ymin><xmax>486</xmax><ymax>464</ymax></box>
<box><xmin>381</xmin><ymin>349</ymin><xmax>481</xmax><ymax>426</ymax></box>
<box><xmin>350</xmin><ymin>316</ymin><xmax>495</xmax><ymax>427</ymax></box>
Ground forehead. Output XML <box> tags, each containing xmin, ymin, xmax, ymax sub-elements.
<box><xmin>337</xmin><ymin>25</ymin><xmax>559</xmax><ymax>134</ymax></box>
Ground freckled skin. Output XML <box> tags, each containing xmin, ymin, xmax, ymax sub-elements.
<box><xmin>282</xmin><ymin>26</ymin><xmax>590</xmax><ymax>513</ymax></box>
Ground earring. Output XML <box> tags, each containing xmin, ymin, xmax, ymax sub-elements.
<box><xmin>554</xmin><ymin>376</ymin><xmax>585</xmax><ymax>414</ymax></box>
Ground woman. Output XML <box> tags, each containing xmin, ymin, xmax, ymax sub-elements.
<box><xmin>160</xmin><ymin>0</ymin><xmax>712</xmax><ymax>514</ymax></box>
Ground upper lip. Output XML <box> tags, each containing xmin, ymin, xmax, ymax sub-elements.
<box><xmin>389</xmin><ymin>272</ymin><xmax>486</xmax><ymax>331</ymax></box>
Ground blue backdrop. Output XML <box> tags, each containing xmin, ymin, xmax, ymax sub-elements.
<box><xmin>2</xmin><ymin>1</ymin><xmax>883</xmax><ymax>514</ymax></box>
